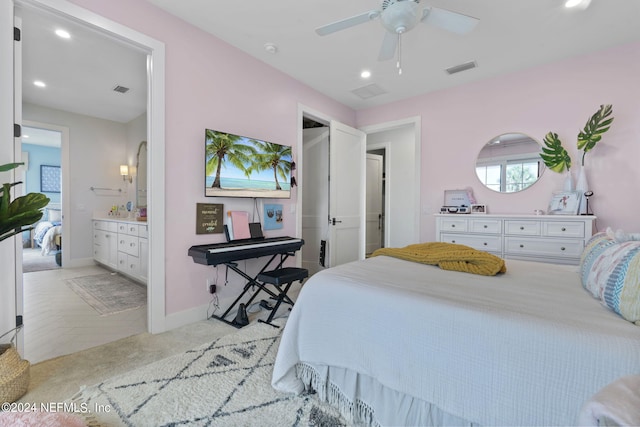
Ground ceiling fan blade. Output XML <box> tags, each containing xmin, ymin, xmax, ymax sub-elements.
<box><xmin>421</xmin><ymin>6</ymin><xmax>479</xmax><ymax>35</ymax></box>
<box><xmin>315</xmin><ymin>10</ymin><xmax>380</xmax><ymax>36</ymax></box>
<box><xmin>378</xmin><ymin>31</ymin><xmax>397</xmax><ymax>61</ymax></box>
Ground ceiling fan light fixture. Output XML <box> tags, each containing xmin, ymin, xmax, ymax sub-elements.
<box><xmin>360</xmin><ymin>70</ymin><xmax>372</xmax><ymax>79</ymax></box>
<box><xmin>264</xmin><ymin>43</ymin><xmax>278</xmax><ymax>54</ymax></box>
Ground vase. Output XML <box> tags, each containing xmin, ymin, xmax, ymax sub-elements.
<box><xmin>575</xmin><ymin>166</ymin><xmax>588</xmax><ymax>215</ymax></box>
<box><xmin>563</xmin><ymin>170</ymin><xmax>573</xmax><ymax>191</ymax></box>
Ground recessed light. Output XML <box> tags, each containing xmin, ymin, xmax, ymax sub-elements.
<box><xmin>55</xmin><ymin>29</ymin><xmax>70</xmax><ymax>39</ymax></box>
<box><xmin>564</xmin><ymin>0</ymin><xmax>591</xmax><ymax>9</ymax></box>
<box><xmin>33</xmin><ymin>80</ymin><xmax>46</xmax><ymax>88</ymax></box>
<box><xmin>264</xmin><ymin>43</ymin><xmax>278</xmax><ymax>54</ymax></box>
<box><xmin>360</xmin><ymin>70</ymin><xmax>371</xmax><ymax>79</ymax></box>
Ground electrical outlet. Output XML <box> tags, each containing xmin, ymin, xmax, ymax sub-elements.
<box><xmin>209</xmin><ymin>284</ymin><xmax>216</xmax><ymax>294</ymax></box>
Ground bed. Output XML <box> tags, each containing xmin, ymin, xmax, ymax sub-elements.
<box><xmin>271</xmin><ymin>238</ymin><xmax>640</xmax><ymax>426</ymax></box>
<box><xmin>32</xmin><ymin>206</ymin><xmax>62</xmax><ymax>255</ymax></box>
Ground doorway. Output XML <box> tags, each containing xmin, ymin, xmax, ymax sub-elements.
<box><xmin>366</xmin><ymin>149</ymin><xmax>385</xmax><ymax>255</ymax></box>
<box><xmin>21</xmin><ymin>124</ymin><xmax>63</xmax><ymax>273</ymax></box>
<box><xmin>10</xmin><ymin>0</ymin><xmax>167</xmax><ymax>360</ymax></box>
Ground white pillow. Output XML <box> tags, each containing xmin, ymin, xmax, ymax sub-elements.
<box><xmin>47</xmin><ymin>208</ymin><xmax>62</xmax><ymax>222</ymax></box>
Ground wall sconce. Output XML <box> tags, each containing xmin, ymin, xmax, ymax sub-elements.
<box><xmin>120</xmin><ymin>164</ymin><xmax>132</xmax><ymax>183</ymax></box>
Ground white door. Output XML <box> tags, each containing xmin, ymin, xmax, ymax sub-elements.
<box><xmin>366</xmin><ymin>153</ymin><xmax>383</xmax><ymax>254</ymax></box>
<box><xmin>13</xmin><ymin>11</ymin><xmax>25</xmax><ymax>353</ymax></box>
<box><xmin>328</xmin><ymin>120</ymin><xmax>366</xmax><ymax>267</ymax></box>
<box><xmin>302</xmin><ymin>127</ymin><xmax>329</xmax><ymax>276</ymax></box>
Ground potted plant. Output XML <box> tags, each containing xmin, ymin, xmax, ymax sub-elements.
<box><xmin>0</xmin><ymin>162</ymin><xmax>50</xmax><ymax>242</ymax></box>
<box><xmin>540</xmin><ymin>105</ymin><xmax>614</xmax><ymax>213</ymax></box>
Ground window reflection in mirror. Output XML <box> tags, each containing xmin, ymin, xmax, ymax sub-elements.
<box><xmin>136</xmin><ymin>141</ymin><xmax>147</xmax><ymax>207</ymax></box>
<box><xmin>475</xmin><ymin>133</ymin><xmax>543</xmax><ymax>193</ymax></box>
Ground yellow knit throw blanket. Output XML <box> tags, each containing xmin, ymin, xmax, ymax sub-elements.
<box><xmin>371</xmin><ymin>242</ymin><xmax>507</xmax><ymax>276</ymax></box>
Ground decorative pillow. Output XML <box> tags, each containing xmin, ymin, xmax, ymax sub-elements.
<box><xmin>580</xmin><ymin>232</ymin><xmax>617</xmax><ymax>297</ymax></box>
<box><xmin>585</xmin><ymin>240</ymin><xmax>640</xmax><ymax>325</ymax></box>
<box><xmin>46</xmin><ymin>208</ymin><xmax>62</xmax><ymax>223</ymax></box>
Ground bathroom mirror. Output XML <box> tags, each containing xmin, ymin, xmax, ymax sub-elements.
<box><xmin>475</xmin><ymin>133</ymin><xmax>543</xmax><ymax>193</ymax></box>
<box><xmin>136</xmin><ymin>141</ymin><xmax>147</xmax><ymax>207</ymax></box>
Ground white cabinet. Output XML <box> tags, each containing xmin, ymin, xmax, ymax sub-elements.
<box><xmin>93</xmin><ymin>220</ymin><xmax>117</xmax><ymax>269</ymax></box>
<box><xmin>435</xmin><ymin>214</ymin><xmax>596</xmax><ymax>265</ymax></box>
<box><xmin>93</xmin><ymin>219</ymin><xmax>148</xmax><ymax>283</ymax></box>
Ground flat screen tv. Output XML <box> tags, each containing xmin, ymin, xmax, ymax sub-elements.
<box><xmin>205</xmin><ymin>129</ymin><xmax>292</xmax><ymax>199</ymax></box>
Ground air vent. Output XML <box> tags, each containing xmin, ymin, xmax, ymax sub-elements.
<box><xmin>112</xmin><ymin>85</ymin><xmax>130</xmax><ymax>94</ymax></box>
<box><xmin>445</xmin><ymin>60</ymin><xmax>477</xmax><ymax>75</ymax></box>
<box><xmin>351</xmin><ymin>83</ymin><xmax>387</xmax><ymax>100</ymax></box>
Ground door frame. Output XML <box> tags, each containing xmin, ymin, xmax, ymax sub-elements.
<box><xmin>8</xmin><ymin>0</ymin><xmax>166</xmax><ymax>336</ymax></box>
<box><xmin>22</xmin><ymin>120</ymin><xmax>70</xmax><ymax>267</ymax></box>
<box><xmin>361</xmin><ymin>116</ymin><xmax>421</xmax><ymax>247</ymax></box>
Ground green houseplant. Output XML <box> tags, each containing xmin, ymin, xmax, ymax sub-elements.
<box><xmin>540</xmin><ymin>104</ymin><xmax>614</xmax><ymax>173</ymax></box>
<box><xmin>0</xmin><ymin>162</ymin><xmax>50</xmax><ymax>242</ymax></box>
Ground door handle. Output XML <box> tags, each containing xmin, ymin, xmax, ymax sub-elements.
<box><xmin>378</xmin><ymin>213</ymin><xmax>382</xmax><ymax>230</ymax></box>
<box><xmin>331</xmin><ymin>218</ymin><xmax>342</xmax><ymax>225</ymax></box>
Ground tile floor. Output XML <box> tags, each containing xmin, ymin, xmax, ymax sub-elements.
<box><xmin>22</xmin><ymin>264</ymin><xmax>147</xmax><ymax>364</ymax></box>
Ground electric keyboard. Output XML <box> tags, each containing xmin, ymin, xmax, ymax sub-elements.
<box><xmin>188</xmin><ymin>236</ymin><xmax>304</xmax><ymax>266</ymax></box>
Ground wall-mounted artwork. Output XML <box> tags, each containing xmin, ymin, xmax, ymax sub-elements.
<box><xmin>263</xmin><ymin>203</ymin><xmax>283</xmax><ymax>230</ymax></box>
<box><xmin>40</xmin><ymin>165</ymin><xmax>61</xmax><ymax>193</ymax></box>
<box><xmin>196</xmin><ymin>203</ymin><xmax>224</xmax><ymax>234</ymax></box>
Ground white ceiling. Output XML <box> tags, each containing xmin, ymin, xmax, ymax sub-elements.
<box><xmin>18</xmin><ymin>0</ymin><xmax>640</xmax><ymax>145</ymax></box>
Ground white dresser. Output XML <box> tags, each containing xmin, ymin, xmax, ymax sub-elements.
<box><xmin>435</xmin><ymin>214</ymin><xmax>596</xmax><ymax>265</ymax></box>
<box><xmin>93</xmin><ymin>219</ymin><xmax>148</xmax><ymax>283</ymax></box>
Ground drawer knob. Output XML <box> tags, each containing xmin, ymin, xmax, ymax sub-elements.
<box><xmin>451</xmin><ymin>224</ymin><xmax>455</xmax><ymax>228</ymax></box>
<box><xmin>520</xmin><ymin>244</ymin><xmax>524</xmax><ymax>248</ymax></box>
<box><xmin>483</xmin><ymin>225</ymin><xmax>488</xmax><ymax>228</ymax></box>
<box><xmin>130</xmin><ymin>243</ymin><xmax>135</xmax><ymax>247</ymax></box>
<box><xmin>561</xmin><ymin>247</ymin><xmax>566</xmax><ymax>251</ymax></box>
<box><xmin>561</xmin><ymin>227</ymin><xmax>566</xmax><ymax>231</ymax></box>
<box><xmin>520</xmin><ymin>226</ymin><xmax>524</xmax><ymax>230</ymax></box>
<box><xmin>483</xmin><ymin>242</ymin><xmax>487</xmax><ymax>246</ymax></box>
<box><xmin>451</xmin><ymin>240</ymin><xmax>456</xmax><ymax>243</ymax></box>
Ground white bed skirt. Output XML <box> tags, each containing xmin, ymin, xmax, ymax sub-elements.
<box><xmin>297</xmin><ymin>362</ymin><xmax>477</xmax><ymax>427</ymax></box>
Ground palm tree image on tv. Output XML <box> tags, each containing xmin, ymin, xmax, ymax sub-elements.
<box><xmin>205</xmin><ymin>129</ymin><xmax>292</xmax><ymax>198</ymax></box>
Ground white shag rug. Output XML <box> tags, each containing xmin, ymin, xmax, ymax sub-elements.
<box><xmin>68</xmin><ymin>319</ymin><xmax>349</xmax><ymax>427</ymax></box>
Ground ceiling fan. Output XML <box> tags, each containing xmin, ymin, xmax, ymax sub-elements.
<box><xmin>315</xmin><ymin>0</ymin><xmax>479</xmax><ymax>74</ymax></box>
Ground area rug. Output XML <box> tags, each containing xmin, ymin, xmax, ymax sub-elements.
<box><xmin>23</xmin><ymin>253</ymin><xmax>60</xmax><ymax>273</ymax></box>
<box><xmin>68</xmin><ymin>320</ymin><xmax>349</xmax><ymax>427</ymax></box>
<box><xmin>65</xmin><ymin>273</ymin><xmax>147</xmax><ymax>316</ymax></box>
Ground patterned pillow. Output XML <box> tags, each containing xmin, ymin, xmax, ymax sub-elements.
<box><xmin>580</xmin><ymin>232</ymin><xmax>617</xmax><ymax>298</ymax></box>
<box><xmin>583</xmin><ymin>240</ymin><xmax>640</xmax><ymax>325</ymax></box>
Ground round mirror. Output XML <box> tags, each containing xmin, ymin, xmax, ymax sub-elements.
<box><xmin>475</xmin><ymin>133</ymin><xmax>543</xmax><ymax>193</ymax></box>
<box><xmin>136</xmin><ymin>141</ymin><xmax>147</xmax><ymax>207</ymax></box>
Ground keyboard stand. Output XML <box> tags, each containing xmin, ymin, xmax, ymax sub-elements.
<box><xmin>213</xmin><ymin>251</ymin><xmax>296</xmax><ymax>328</ymax></box>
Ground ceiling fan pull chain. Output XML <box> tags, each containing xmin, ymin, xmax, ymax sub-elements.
<box><xmin>397</xmin><ymin>32</ymin><xmax>402</xmax><ymax>75</ymax></box>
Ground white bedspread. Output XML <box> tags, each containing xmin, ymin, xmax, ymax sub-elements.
<box><xmin>272</xmin><ymin>256</ymin><xmax>640</xmax><ymax>426</ymax></box>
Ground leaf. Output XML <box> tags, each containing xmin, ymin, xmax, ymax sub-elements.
<box><xmin>0</xmin><ymin>162</ymin><xmax>23</xmax><ymax>172</ymax></box>
<box><xmin>577</xmin><ymin>104</ymin><xmax>614</xmax><ymax>154</ymax></box>
<box><xmin>539</xmin><ymin>132</ymin><xmax>572</xmax><ymax>173</ymax></box>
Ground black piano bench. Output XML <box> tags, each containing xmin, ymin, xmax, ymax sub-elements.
<box><xmin>257</xmin><ymin>267</ymin><xmax>308</xmax><ymax>328</ymax></box>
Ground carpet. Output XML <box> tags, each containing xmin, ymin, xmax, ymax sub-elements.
<box><xmin>23</xmin><ymin>254</ymin><xmax>60</xmax><ymax>273</ymax></box>
<box><xmin>65</xmin><ymin>273</ymin><xmax>147</xmax><ymax>316</ymax></box>
<box><xmin>68</xmin><ymin>320</ymin><xmax>349</xmax><ymax>427</ymax></box>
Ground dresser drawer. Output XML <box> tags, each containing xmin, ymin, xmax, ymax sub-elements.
<box><xmin>441</xmin><ymin>233</ymin><xmax>502</xmax><ymax>252</ymax></box>
<box><xmin>94</xmin><ymin>220</ymin><xmax>117</xmax><ymax>232</ymax></box>
<box><xmin>138</xmin><ymin>224</ymin><xmax>148</xmax><ymax>238</ymax></box>
<box><xmin>118</xmin><ymin>233</ymin><xmax>139</xmax><ymax>256</ymax></box>
<box><xmin>117</xmin><ymin>222</ymin><xmax>139</xmax><ymax>236</ymax></box>
<box><xmin>440</xmin><ymin>218</ymin><xmax>468</xmax><ymax>232</ymax></box>
<box><xmin>504</xmin><ymin>237</ymin><xmax>583</xmax><ymax>258</ymax></box>
<box><xmin>505</xmin><ymin>220</ymin><xmax>541</xmax><ymax>236</ymax></box>
<box><xmin>543</xmin><ymin>221</ymin><xmax>585</xmax><ymax>238</ymax></box>
<box><xmin>118</xmin><ymin>252</ymin><xmax>140</xmax><ymax>276</ymax></box>
<box><xmin>469</xmin><ymin>219</ymin><xmax>501</xmax><ymax>234</ymax></box>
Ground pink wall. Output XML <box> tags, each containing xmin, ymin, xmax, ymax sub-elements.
<box><xmin>67</xmin><ymin>0</ymin><xmax>355</xmax><ymax>315</ymax></box>
<box><xmin>357</xmin><ymin>42</ymin><xmax>640</xmax><ymax>242</ymax></box>
<box><xmin>62</xmin><ymin>0</ymin><xmax>640</xmax><ymax>319</ymax></box>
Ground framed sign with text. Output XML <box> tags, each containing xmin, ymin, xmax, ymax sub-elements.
<box><xmin>196</xmin><ymin>203</ymin><xmax>224</xmax><ymax>234</ymax></box>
